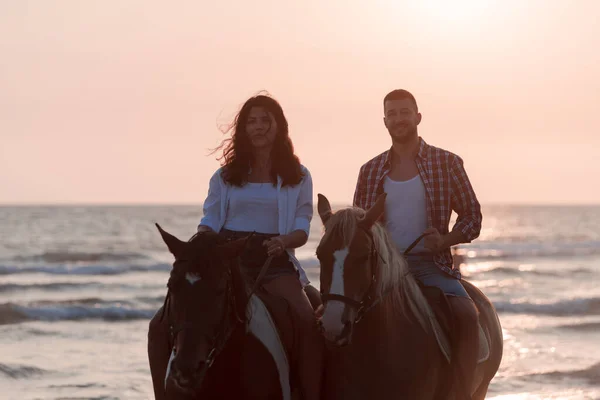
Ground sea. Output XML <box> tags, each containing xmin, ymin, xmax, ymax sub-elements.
<box><xmin>1</xmin><ymin>204</ymin><xmax>599</xmax><ymax>399</ymax></box>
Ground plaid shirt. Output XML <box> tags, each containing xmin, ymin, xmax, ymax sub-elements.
<box><xmin>353</xmin><ymin>137</ymin><xmax>482</xmax><ymax>279</ymax></box>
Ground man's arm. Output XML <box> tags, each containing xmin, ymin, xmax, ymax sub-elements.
<box><xmin>423</xmin><ymin>228</ymin><xmax>468</xmax><ymax>251</ymax></box>
<box><xmin>449</xmin><ymin>156</ymin><xmax>482</xmax><ymax>243</ymax></box>
<box><xmin>423</xmin><ymin>156</ymin><xmax>481</xmax><ymax>252</ymax></box>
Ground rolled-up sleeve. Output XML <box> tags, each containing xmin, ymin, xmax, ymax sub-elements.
<box><xmin>450</xmin><ymin>157</ymin><xmax>482</xmax><ymax>242</ymax></box>
<box><xmin>198</xmin><ymin>169</ymin><xmax>223</xmax><ymax>232</ymax></box>
<box><xmin>292</xmin><ymin>168</ymin><xmax>313</xmax><ymax>236</ymax></box>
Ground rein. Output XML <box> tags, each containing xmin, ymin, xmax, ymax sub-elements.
<box><xmin>248</xmin><ymin>254</ymin><xmax>274</xmax><ymax>299</ymax></box>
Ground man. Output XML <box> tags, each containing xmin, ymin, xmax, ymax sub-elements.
<box><xmin>353</xmin><ymin>89</ymin><xmax>482</xmax><ymax>392</ymax></box>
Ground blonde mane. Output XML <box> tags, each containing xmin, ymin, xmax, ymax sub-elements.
<box><xmin>321</xmin><ymin>207</ymin><xmax>436</xmax><ymax>333</ymax></box>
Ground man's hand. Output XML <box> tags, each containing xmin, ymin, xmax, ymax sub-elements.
<box><xmin>315</xmin><ymin>304</ymin><xmax>325</xmax><ymax>319</ymax></box>
<box><xmin>422</xmin><ymin>227</ymin><xmax>447</xmax><ymax>253</ymax></box>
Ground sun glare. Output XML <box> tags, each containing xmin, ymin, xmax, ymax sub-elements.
<box><xmin>376</xmin><ymin>0</ymin><xmax>502</xmax><ymax>38</ymax></box>
<box><xmin>416</xmin><ymin>0</ymin><xmax>494</xmax><ymax>22</ymax></box>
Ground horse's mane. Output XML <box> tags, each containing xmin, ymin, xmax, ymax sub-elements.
<box><xmin>321</xmin><ymin>207</ymin><xmax>435</xmax><ymax>333</ymax></box>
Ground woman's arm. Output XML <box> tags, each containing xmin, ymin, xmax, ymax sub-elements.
<box><xmin>264</xmin><ymin>167</ymin><xmax>313</xmax><ymax>256</ymax></box>
<box><xmin>264</xmin><ymin>229</ymin><xmax>308</xmax><ymax>256</ymax></box>
<box><xmin>197</xmin><ymin>170</ymin><xmax>223</xmax><ymax>233</ymax></box>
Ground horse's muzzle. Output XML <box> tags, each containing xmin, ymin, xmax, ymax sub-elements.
<box><xmin>169</xmin><ymin>358</ymin><xmax>210</xmax><ymax>393</ymax></box>
<box><xmin>319</xmin><ymin>320</ymin><xmax>353</xmax><ymax>347</ymax></box>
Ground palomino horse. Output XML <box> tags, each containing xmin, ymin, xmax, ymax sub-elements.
<box><xmin>316</xmin><ymin>194</ymin><xmax>503</xmax><ymax>400</ymax></box>
<box><xmin>151</xmin><ymin>225</ymin><xmax>290</xmax><ymax>399</ymax></box>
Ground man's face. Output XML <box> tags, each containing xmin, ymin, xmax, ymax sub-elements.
<box><xmin>383</xmin><ymin>98</ymin><xmax>422</xmax><ymax>144</ymax></box>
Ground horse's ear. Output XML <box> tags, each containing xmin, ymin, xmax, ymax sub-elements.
<box><xmin>217</xmin><ymin>237</ymin><xmax>248</xmax><ymax>259</ymax></box>
<box><xmin>360</xmin><ymin>193</ymin><xmax>387</xmax><ymax>229</ymax></box>
<box><xmin>155</xmin><ymin>223</ymin><xmax>186</xmax><ymax>256</ymax></box>
<box><xmin>318</xmin><ymin>193</ymin><xmax>333</xmax><ymax>225</ymax></box>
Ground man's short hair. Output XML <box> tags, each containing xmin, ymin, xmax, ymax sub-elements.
<box><xmin>383</xmin><ymin>89</ymin><xmax>418</xmax><ymax>112</ymax></box>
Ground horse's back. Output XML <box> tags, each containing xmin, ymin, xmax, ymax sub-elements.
<box><xmin>461</xmin><ymin>280</ymin><xmax>503</xmax><ymax>356</ymax></box>
<box><xmin>462</xmin><ymin>280</ymin><xmax>504</xmax><ymax>396</ymax></box>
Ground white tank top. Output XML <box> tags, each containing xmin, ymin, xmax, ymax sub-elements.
<box><xmin>383</xmin><ymin>175</ymin><xmax>430</xmax><ymax>253</ymax></box>
<box><xmin>223</xmin><ymin>182</ymin><xmax>279</xmax><ymax>234</ymax></box>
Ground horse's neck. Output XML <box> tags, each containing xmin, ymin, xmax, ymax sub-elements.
<box><xmin>360</xmin><ymin>276</ymin><xmax>432</xmax><ymax>345</ymax></box>
<box><xmin>353</xmin><ymin>299</ymin><xmax>404</xmax><ymax>347</ymax></box>
<box><xmin>334</xmin><ymin>298</ymin><xmax>436</xmax><ymax>396</ymax></box>
<box><xmin>377</xmin><ymin>247</ymin><xmax>434</xmax><ymax>331</ymax></box>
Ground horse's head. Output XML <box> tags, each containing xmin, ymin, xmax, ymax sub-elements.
<box><xmin>316</xmin><ymin>193</ymin><xmax>387</xmax><ymax>346</ymax></box>
<box><xmin>156</xmin><ymin>224</ymin><xmax>247</xmax><ymax>394</ymax></box>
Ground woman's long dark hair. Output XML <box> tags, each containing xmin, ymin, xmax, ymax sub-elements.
<box><xmin>213</xmin><ymin>93</ymin><xmax>304</xmax><ymax>187</ymax></box>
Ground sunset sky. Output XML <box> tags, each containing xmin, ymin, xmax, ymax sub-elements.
<box><xmin>1</xmin><ymin>0</ymin><xmax>599</xmax><ymax>205</ymax></box>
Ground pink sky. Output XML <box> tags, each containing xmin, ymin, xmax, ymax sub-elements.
<box><xmin>1</xmin><ymin>1</ymin><xmax>599</xmax><ymax>205</ymax></box>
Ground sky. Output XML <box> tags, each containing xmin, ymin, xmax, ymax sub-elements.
<box><xmin>1</xmin><ymin>0</ymin><xmax>599</xmax><ymax>205</ymax></box>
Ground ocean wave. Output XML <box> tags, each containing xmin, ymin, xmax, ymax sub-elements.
<box><xmin>0</xmin><ymin>302</ymin><xmax>156</xmax><ymax>325</ymax></box>
<box><xmin>0</xmin><ymin>282</ymin><xmax>100</xmax><ymax>292</ymax></box>
<box><xmin>48</xmin><ymin>383</ymin><xmax>107</xmax><ymax>389</ymax></box>
<box><xmin>530</xmin><ymin>362</ymin><xmax>600</xmax><ymax>385</ymax></box>
<box><xmin>469</xmin><ymin>266</ymin><xmax>592</xmax><ymax>277</ymax></box>
<box><xmin>494</xmin><ymin>297</ymin><xmax>600</xmax><ymax>316</ymax></box>
<box><xmin>0</xmin><ymin>282</ymin><xmax>164</xmax><ymax>294</ymax></box>
<box><xmin>34</xmin><ymin>297</ymin><xmax>131</xmax><ymax>306</ymax></box>
<box><xmin>457</xmin><ymin>244</ymin><xmax>600</xmax><ymax>262</ymax></box>
<box><xmin>0</xmin><ymin>363</ymin><xmax>47</xmax><ymax>379</ymax></box>
<box><xmin>0</xmin><ymin>263</ymin><xmax>171</xmax><ymax>276</ymax></box>
<box><xmin>29</xmin><ymin>296</ymin><xmax>165</xmax><ymax>307</ymax></box>
<box><xmin>556</xmin><ymin>321</ymin><xmax>600</xmax><ymax>332</ymax></box>
<box><xmin>12</xmin><ymin>251</ymin><xmax>147</xmax><ymax>264</ymax></box>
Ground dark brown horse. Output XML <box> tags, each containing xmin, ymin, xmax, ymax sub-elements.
<box><xmin>153</xmin><ymin>225</ymin><xmax>288</xmax><ymax>399</ymax></box>
<box><xmin>316</xmin><ymin>194</ymin><xmax>503</xmax><ymax>400</ymax></box>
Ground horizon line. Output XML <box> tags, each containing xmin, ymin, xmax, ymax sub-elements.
<box><xmin>1</xmin><ymin>201</ymin><xmax>599</xmax><ymax>207</ymax></box>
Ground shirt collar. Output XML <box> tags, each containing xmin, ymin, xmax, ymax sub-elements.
<box><xmin>384</xmin><ymin>136</ymin><xmax>429</xmax><ymax>167</ymax></box>
<box><xmin>417</xmin><ymin>136</ymin><xmax>429</xmax><ymax>159</ymax></box>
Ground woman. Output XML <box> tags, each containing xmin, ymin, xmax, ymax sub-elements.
<box><xmin>149</xmin><ymin>93</ymin><xmax>323</xmax><ymax>400</ymax></box>
<box><xmin>199</xmin><ymin>93</ymin><xmax>322</xmax><ymax>400</ymax></box>
<box><xmin>198</xmin><ymin>93</ymin><xmax>314</xmax><ymax>289</ymax></box>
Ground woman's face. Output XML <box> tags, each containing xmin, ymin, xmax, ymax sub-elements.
<box><xmin>245</xmin><ymin>106</ymin><xmax>278</xmax><ymax>150</ymax></box>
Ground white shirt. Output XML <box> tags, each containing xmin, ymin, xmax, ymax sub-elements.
<box><xmin>199</xmin><ymin>165</ymin><xmax>313</xmax><ymax>286</ymax></box>
<box><xmin>223</xmin><ymin>182</ymin><xmax>279</xmax><ymax>234</ymax></box>
<box><xmin>384</xmin><ymin>175</ymin><xmax>429</xmax><ymax>253</ymax></box>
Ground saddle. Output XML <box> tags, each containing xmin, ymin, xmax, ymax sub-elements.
<box><xmin>418</xmin><ymin>282</ymin><xmax>490</xmax><ymax>365</ymax></box>
<box><xmin>251</xmin><ymin>285</ymin><xmax>321</xmax><ymax>366</ymax></box>
<box><xmin>252</xmin><ymin>289</ymin><xmax>296</xmax><ymax>361</ymax></box>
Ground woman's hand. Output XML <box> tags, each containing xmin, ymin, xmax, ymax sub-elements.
<box><xmin>263</xmin><ymin>236</ymin><xmax>287</xmax><ymax>257</ymax></box>
<box><xmin>197</xmin><ymin>225</ymin><xmax>215</xmax><ymax>234</ymax></box>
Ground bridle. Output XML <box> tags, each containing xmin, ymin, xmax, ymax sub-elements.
<box><xmin>320</xmin><ymin>230</ymin><xmax>429</xmax><ymax>324</ymax></box>
<box><xmin>320</xmin><ymin>227</ymin><xmax>384</xmax><ymax>324</ymax></box>
<box><xmin>161</xmin><ymin>260</ymin><xmax>244</xmax><ymax>378</ymax></box>
<box><xmin>159</xmin><ymin>231</ymin><xmax>270</xmax><ymax>381</ymax></box>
